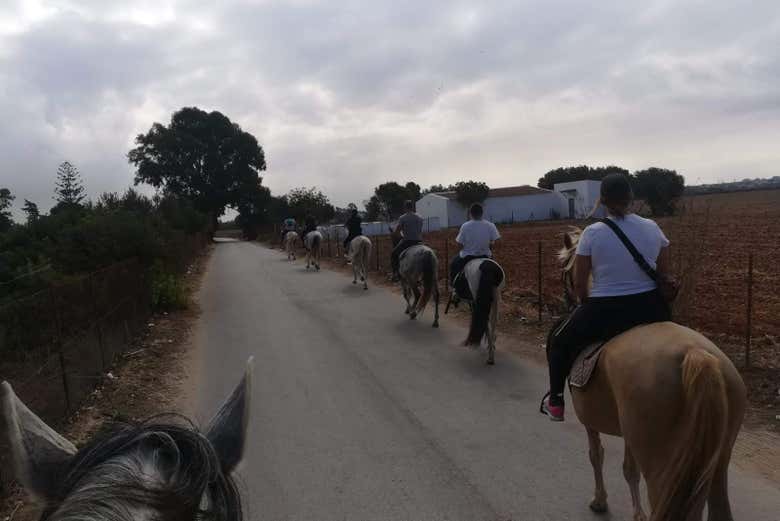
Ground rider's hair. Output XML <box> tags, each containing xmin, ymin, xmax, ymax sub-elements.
<box><xmin>600</xmin><ymin>174</ymin><xmax>633</xmax><ymax>218</ymax></box>
<box><xmin>404</xmin><ymin>200</ymin><xmax>414</xmax><ymax>212</ymax></box>
<box><xmin>469</xmin><ymin>203</ymin><xmax>484</xmax><ymax>219</ymax></box>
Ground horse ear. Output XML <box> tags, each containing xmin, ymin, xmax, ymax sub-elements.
<box><xmin>563</xmin><ymin>233</ymin><xmax>574</xmax><ymax>250</ymax></box>
<box><xmin>1</xmin><ymin>381</ymin><xmax>77</xmax><ymax>503</ymax></box>
<box><xmin>205</xmin><ymin>357</ymin><xmax>253</xmax><ymax>474</ymax></box>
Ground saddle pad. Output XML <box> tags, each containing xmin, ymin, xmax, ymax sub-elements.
<box><xmin>568</xmin><ymin>342</ymin><xmax>606</xmax><ymax>388</ymax></box>
<box><xmin>452</xmin><ymin>272</ymin><xmax>473</xmax><ymax>302</ymax></box>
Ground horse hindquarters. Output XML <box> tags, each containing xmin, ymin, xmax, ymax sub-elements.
<box><xmin>465</xmin><ymin>261</ymin><xmax>502</xmax><ymax>347</ymax></box>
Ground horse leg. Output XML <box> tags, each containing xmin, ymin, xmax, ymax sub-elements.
<box><xmin>486</xmin><ymin>292</ymin><xmax>498</xmax><ymax>364</ymax></box>
<box><xmin>352</xmin><ymin>259</ymin><xmax>357</xmax><ymax>284</ymax></box>
<box><xmin>587</xmin><ymin>428</ymin><xmax>608</xmax><ymax>513</ymax></box>
<box><xmin>409</xmin><ymin>284</ymin><xmax>421</xmax><ymax>319</ymax></box>
<box><xmin>432</xmin><ymin>283</ymin><xmax>440</xmax><ymax>328</ymax></box>
<box><xmin>402</xmin><ymin>281</ymin><xmax>411</xmax><ymax>314</ymax></box>
<box><xmin>623</xmin><ymin>444</ymin><xmax>647</xmax><ymax>521</ymax></box>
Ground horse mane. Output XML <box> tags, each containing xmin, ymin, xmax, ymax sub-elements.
<box><xmin>558</xmin><ymin>227</ymin><xmax>582</xmax><ymax>273</ymax></box>
<box><xmin>41</xmin><ymin>415</ymin><xmax>242</xmax><ymax>521</ymax></box>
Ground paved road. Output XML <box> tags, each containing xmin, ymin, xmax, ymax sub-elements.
<box><xmin>194</xmin><ymin>241</ymin><xmax>780</xmax><ymax>521</ymax></box>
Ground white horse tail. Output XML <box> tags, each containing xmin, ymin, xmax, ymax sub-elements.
<box><xmin>651</xmin><ymin>348</ymin><xmax>728</xmax><ymax>521</ymax></box>
<box><xmin>465</xmin><ymin>261</ymin><xmax>504</xmax><ymax>346</ymax></box>
<box><xmin>360</xmin><ymin>237</ymin><xmax>372</xmax><ymax>269</ymax></box>
<box><xmin>416</xmin><ymin>250</ymin><xmax>438</xmax><ymax>313</ymax></box>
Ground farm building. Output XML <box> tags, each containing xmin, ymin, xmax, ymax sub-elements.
<box><xmin>416</xmin><ymin>181</ymin><xmax>602</xmax><ymax>227</ymax></box>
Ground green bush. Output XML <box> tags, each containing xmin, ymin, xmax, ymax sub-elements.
<box><xmin>150</xmin><ymin>263</ymin><xmax>188</xmax><ymax>311</ymax></box>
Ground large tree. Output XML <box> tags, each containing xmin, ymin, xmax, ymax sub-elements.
<box><xmin>54</xmin><ymin>161</ymin><xmax>86</xmax><ymax>206</ymax></box>
<box><xmin>0</xmin><ymin>188</ymin><xmax>14</xmax><ymax>232</ymax></box>
<box><xmin>128</xmin><ymin>107</ymin><xmax>267</xmax><ymax>225</ymax></box>
<box><xmin>22</xmin><ymin>199</ymin><xmax>39</xmax><ymax>224</ymax></box>
<box><xmin>632</xmin><ymin>168</ymin><xmax>685</xmax><ymax>216</ymax></box>
<box><xmin>286</xmin><ymin>187</ymin><xmax>335</xmax><ymax>222</ymax></box>
<box><xmin>538</xmin><ymin>165</ymin><xmax>629</xmax><ymax>189</ymax></box>
<box><xmin>454</xmin><ymin>180</ymin><xmax>490</xmax><ymax>207</ymax></box>
<box><xmin>364</xmin><ymin>181</ymin><xmax>421</xmax><ymax>220</ymax></box>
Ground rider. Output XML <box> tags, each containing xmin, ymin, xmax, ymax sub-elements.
<box><xmin>449</xmin><ymin>203</ymin><xmax>500</xmax><ymax>294</ymax></box>
<box><xmin>542</xmin><ymin>173</ymin><xmax>672</xmax><ymax>422</ymax></box>
<box><xmin>343</xmin><ymin>207</ymin><xmax>363</xmax><ymax>253</ymax></box>
<box><xmin>390</xmin><ymin>200</ymin><xmax>423</xmax><ymax>282</ymax></box>
<box><xmin>281</xmin><ymin>216</ymin><xmax>297</xmax><ymax>246</ymax></box>
<box><xmin>301</xmin><ymin>213</ymin><xmax>317</xmax><ymax>250</ymax></box>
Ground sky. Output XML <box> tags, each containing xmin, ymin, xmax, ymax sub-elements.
<box><xmin>1</xmin><ymin>0</ymin><xmax>779</xmax><ymax>217</ymax></box>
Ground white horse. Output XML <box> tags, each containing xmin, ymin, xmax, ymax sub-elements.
<box><xmin>304</xmin><ymin>230</ymin><xmax>323</xmax><ymax>271</ymax></box>
<box><xmin>284</xmin><ymin>231</ymin><xmax>299</xmax><ymax>260</ymax></box>
<box><xmin>452</xmin><ymin>259</ymin><xmax>506</xmax><ymax>365</ymax></box>
<box><xmin>1</xmin><ymin>359</ymin><xmax>253</xmax><ymax>521</ymax></box>
<box><xmin>398</xmin><ymin>244</ymin><xmax>440</xmax><ymax>327</ymax></box>
<box><xmin>347</xmin><ymin>235</ymin><xmax>372</xmax><ymax>290</ymax></box>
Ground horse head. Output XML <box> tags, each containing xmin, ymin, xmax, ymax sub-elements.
<box><xmin>559</xmin><ymin>227</ymin><xmax>582</xmax><ymax>311</ymax></box>
<box><xmin>1</xmin><ymin>358</ymin><xmax>254</xmax><ymax>521</ymax></box>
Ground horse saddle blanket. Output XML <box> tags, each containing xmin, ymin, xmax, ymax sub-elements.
<box><xmin>568</xmin><ymin>341</ymin><xmax>606</xmax><ymax>388</ymax></box>
<box><xmin>452</xmin><ymin>272</ymin><xmax>473</xmax><ymax>302</ymax></box>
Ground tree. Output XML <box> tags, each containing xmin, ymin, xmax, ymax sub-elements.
<box><xmin>632</xmin><ymin>168</ymin><xmax>685</xmax><ymax>216</ymax></box>
<box><xmin>364</xmin><ymin>181</ymin><xmax>421</xmax><ymax>220</ymax></box>
<box><xmin>538</xmin><ymin>165</ymin><xmax>629</xmax><ymax>189</ymax></box>
<box><xmin>22</xmin><ymin>199</ymin><xmax>39</xmax><ymax>224</ymax></box>
<box><xmin>286</xmin><ymin>187</ymin><xmax>335</xmax><ymax>222</ymax></box>
<box><xmin>0</xmin><ymin>188</ymin><xmax>14</xmax><ymax>232</ymax></box>
<box><xmin>454</xmin><ymin>181</ymin><xmax>490</xmax><ymax>207</ymax></box>
<box><xmin>421</xmin><ymin>183</ymin><xmax>454</xmax><ymax>195</ymax></box>
<box><xmin>128</xmin><ymin>107</ymin><xmax>267</xmax><ymax>226</ymax></box>
<box><xmin>54</xmin><ymin>161</ymin><xmax>86</xmax><ymax>206</ymax></box>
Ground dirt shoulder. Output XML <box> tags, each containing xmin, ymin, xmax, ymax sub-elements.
<box><xmin>313</xmin><ymin>247</ymin><xmax>780</xmax><ymax>489</ymax></box>
<box><xmin>1</xmin><ymin>246</ymin><xmax>211</xmax><ymax>521</ymax></box>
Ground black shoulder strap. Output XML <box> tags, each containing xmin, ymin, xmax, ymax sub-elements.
<box><xmin>600</xmin><ymin>218</ymin><xmax>659</xmax><ymax>282</ymax></box>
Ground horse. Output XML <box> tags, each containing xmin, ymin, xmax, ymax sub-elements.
<box><xmin>284</xmin><ymin>231</ymin><xmax>299</xmax><ymax>261</ymax></box>
<box><xmin>1</xmin><ymin>358</ymin><xmax>253</xmax><ymax>521</ymax></box>
<box><xmin>396</xmin><ymin>241</ymin><xmax>440</xmax><ymax>328</ymax></box>
<box><xmin>304</xmin><ymin>230</ymin><xmax>322</xmax><ymax>271</ymax></box>
<box><xmin>347</xmin><ymin>235</ymin><xmax>372</xmax><ymax>290</ymax></box>
<box><xmin>449</xmin><ymin>259</ymin><xmax>506</xmax><ymax>365</ymax></box>
<box><xmin>556</xmin><ymin>229</ymin><xmax>746</xmax><ymax>521</ymax></box>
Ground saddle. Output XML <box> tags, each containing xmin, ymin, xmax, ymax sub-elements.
<box><xmin>568</xmin><ymin>341</ymin><xmax>606</xmax><ymax>388</ymax></box>
<box><xmin>452</xmin><ymin>271</ymin><xmax>473</xmax><ymax>302</ymax></box>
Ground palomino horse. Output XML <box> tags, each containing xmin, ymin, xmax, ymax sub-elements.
<box><xmin>397</xmin><ymin>242</ymin><xmax>440</xmax><ymax>327</ymax></box>
<box><xmin>304</xmin><ymin>230</ymin><xmax>323</xmax><ymax>271</ymax></box>
<box><xmin>284</xmin><ymin>231</ymin><xmax>299</xmax><ymax>260</ymax></box>
<box><xmin>347</xmin><ymin>235</ymin><xmax>372</xmax><ymax>290</ymax></box>
<box><xmin>453</xmin><ymin>259</ymin><xmax>506</xmax><ymax>365</ymax></box>
<box><xmin>1</xmin><ymin>358</ymin><xmax>253</xmax><ymax>521</ymax></box>
<box><xmin>557</xmin><ymin>230</ymin><xmax>746</xmax><ymax>521</ymax></box>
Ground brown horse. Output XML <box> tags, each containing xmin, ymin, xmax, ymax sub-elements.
<box><xmin>557</xmin><ymin>229</ymin><xmax>746</xmax><ymax>521</ymax></box>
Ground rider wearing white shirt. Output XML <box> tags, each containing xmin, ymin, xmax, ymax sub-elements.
<box><xmin>542</xmin><ymin>174</ymin><xmax>672</xmax><ymax>422</ymax></box>
<box><xmin>450</xmin><ymin>203</ymin><xmax>500</xmax><ymax>286</ymax></box>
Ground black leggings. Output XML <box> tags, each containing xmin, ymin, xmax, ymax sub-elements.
<box><xmin>449</xmin><ymin>254</ymin><xmax>488</xmax><ymax>285</ymax></box>
<box><xmin>343</xmin><ymin>233</ymin><xmax>359</xmax><ymax>250</ymax></box>
<box><xmin>547</xmin><ymin>289</ymin><xmax>670</xmax><ymax>406</ymax></box>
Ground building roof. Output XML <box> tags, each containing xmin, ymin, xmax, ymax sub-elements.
<box><xmin>433</xmin><ymin>185</ymin><xmax>549</xmax><ymax>200</ymax></box>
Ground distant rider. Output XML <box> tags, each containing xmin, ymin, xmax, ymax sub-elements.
<box><xmin>281</xmin><ymin>216</ymin><xmax>297</xmax><ymax>246</ymax></box>
<box><xmin>390</xmin><ymin>200</ymin><xmax>424</xmax><ymax>282</ymax></box>
<box><xmin>343</xmin><ymin>208</ymin><xmax>363</xmax><ymax>253</ymax></box>
<box><xmin>301</xmin><ymin>213</ymin><xmax>318</xmax><ymax>250</ymax></box>
<box><xmin>449</xmin><ymin>203</ymin><xmax>500</xmax><ymax>294</ymax></box>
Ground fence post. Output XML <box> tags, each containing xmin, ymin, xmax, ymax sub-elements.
<box><xmin>444</xmin><ymin>235</ymin><xmax>449</xmax><ymax>296</ymax></box>
<box><xmin>376</xmin><ymin>236</ymin><xmax>381</xmax><ymax>272</ymax></box>
<box><xmin>745</xmin><ymin>253</ymin><xmax>753</xmax><ymax>368</ymax></box>
<box><xmin>328</xmin><ymin>234</ymin><xmax>332</xmax><ymax>258</ymax></box>
<box><xmin>50</xmin><ymin>287</ymin><xmax>72</xmax><ymax>414</ymax></box>
<box><xmin>537</xmin><ymin>241</ymin><xmax>543</xmax><ymax>323</ymax></box>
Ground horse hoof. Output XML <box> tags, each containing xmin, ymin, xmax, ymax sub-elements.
<box><xmin>486</xmin><ymin>358</ymin><xmax>495</xmax><ymax>365</ymax></box>
<box><xmin>589</xmin><ymin>499</ymin><xmax>608</xmax><ymax>514</ymax></box>
<box><xmin>363</xmin><ymin>286</ymin><xmax>368</xmax><ymax>291</ymax></box>
<box><xmin>353</xmin><ymin>280</ymin><xmax>357</xmax><ymax>284</ymax></box>
<box><xmin>432</xmin><ymin>321</ymin><xmax>439</xmax><ymax>328</ymax></box>
<box><xmin>360</xmin><ymin>277</ymin><xmax>365</xmax><ymax>281</ymax></box>
<box><xmin>410</xmin><ymin>312</ymin><xmax>417</xmax><ymax>320</ymax></box>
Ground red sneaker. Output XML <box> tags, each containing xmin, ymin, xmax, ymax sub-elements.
<box><xmin>540</xmin><ymin>394</ymin><xmax>565</xmax><ymax>422</ymax></box>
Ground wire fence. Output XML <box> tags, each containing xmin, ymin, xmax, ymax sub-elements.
<box><xmin>0</xmin><ymin>232</ymin><xmax>208</xmax><ymax>496</ymax></box>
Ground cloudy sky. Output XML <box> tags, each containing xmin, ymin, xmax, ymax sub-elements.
<box><xmin>1</xmin><ymin>0</ymin><xmax>779</xmax><ymax>216</ymax></box>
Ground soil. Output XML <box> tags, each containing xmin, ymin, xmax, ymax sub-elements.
<box><xmin>0</xmin><ymin>246</ymin><xmax>211</xmax><ymax>521</ymax></box>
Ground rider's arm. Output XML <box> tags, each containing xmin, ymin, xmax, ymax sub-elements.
<box><xmin>656</xmin><ymin>246</ymin><xmax>671</xmax><ymax>278</ymax></box>
<box><xmin>573</xmin><ymin>254</ymin><xmax>591</xmax><ymax>303</ymax></box>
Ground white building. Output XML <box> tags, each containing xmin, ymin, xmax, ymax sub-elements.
<box><xmin>416</xmin><ymin>181</ymin><xmax>602</xmax><ymax>227</ymax></box>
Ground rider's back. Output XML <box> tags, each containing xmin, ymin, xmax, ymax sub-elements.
<box><xmin>456</xmin><ymin>219</ymin><xmax>499</xmax><ymax>257</ymax></box>
<box><xmin>578</xmin><ymin>214</ymin><xmax>668</xmax><ymax>297</ymax></box>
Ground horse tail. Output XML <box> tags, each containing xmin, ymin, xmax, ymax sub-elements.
<box><xmin>361</xmin><ymin>238</ymin><xmax>372</xmax><ymax>272</ymax></box>
<box><xmin>465</xmin><ymin>261</ymin><xmax>503</xmax><ymax>346</ymax></box>
<box><xmin>651</xmin><ymin>348</ymin><xmax>728</xmax><ymax>521</ymax></box>
<box><xmin>312</xmin><ymin>233</ymin><xmax>321</xmax><ymax>251</ymax></box>
<box><xmin>417</xmin><ymin>250</ymin><xmax>437</xmax><ymax>312</ymax></box>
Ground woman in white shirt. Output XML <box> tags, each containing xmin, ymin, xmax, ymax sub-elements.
<box><xmin>542</xmin><ymin>174</ymin><xmax>672</xmax><ymax>421</ymax></box>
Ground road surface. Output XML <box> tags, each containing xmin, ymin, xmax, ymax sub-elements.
<box><xmin>194</xmin><ymin>241</ymin><xmax>780</xmax><ymax>521</ymax></box>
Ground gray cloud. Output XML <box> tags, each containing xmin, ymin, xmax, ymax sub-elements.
<box><xmin>1</xmin><ymin>0</ymin><xmax>779</xmax><ymax>219</ymax></box>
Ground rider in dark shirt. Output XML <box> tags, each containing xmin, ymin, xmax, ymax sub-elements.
<box><xmin>390</xmin><ymin>200</ymin><xmax>424</xmax><ymax>282</ymax></box>
<box><xmin>302</xmin><ymin>214</ymin><xmax>317</xmax><ymax>250</ymax></box>
<box><xmin>343</xmin><ymin>209</ymin><xmax>362</xmax><ymax>252</ymax></box>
